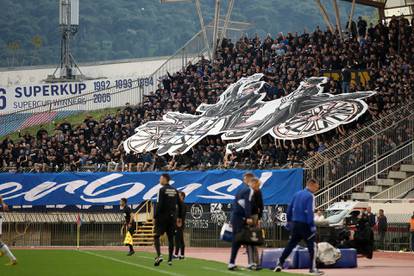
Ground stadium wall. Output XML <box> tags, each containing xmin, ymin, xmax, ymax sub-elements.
<box><xmin>0</xmin><ymin>56</ymin><xmax>167</xmax><ymax>114</ymax></box>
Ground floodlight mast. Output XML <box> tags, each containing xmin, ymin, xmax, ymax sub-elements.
<box><xmin>48</xmin><ymin>0</ymin><xmax>83</xmax><ymax>82</ymax></box>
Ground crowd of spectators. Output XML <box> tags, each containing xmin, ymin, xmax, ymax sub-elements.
<box><xmin>1</xmin><ymin>15</ymin><xmax>413</xmax><ymax>173</ymax></box>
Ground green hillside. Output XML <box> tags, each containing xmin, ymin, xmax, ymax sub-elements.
<box><xmin>0</xmin><ymin>0</ymin><xmax>374</xmax><ymax>67</ymax></box>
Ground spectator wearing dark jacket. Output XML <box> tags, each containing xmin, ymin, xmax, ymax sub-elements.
<box><xmin>366</xmin><ymin>207</ymin><xmax>376</xmax><ymax>228</ymax></box>
<box><xmin>377</xmin><ymin>209</ymin><xmax>388</xmax><ymax>249</ymax></box>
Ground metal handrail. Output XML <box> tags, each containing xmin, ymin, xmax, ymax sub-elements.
<box><xmin>372</xmin><ymin>174</ymin><xmax>414</xmax><ymax>200</ymax></box>
<box><xmin>134</xmin><ymin>200</ymin><xmax>153</xmax><ymax>223</ymax></box>
<box><xmin>304</xmin><ymin>100</ymin><xmax>414</xmax><ymax>169</ymax></box>
<box><xmin>315</xmin><ymin>141</ymin><xmax>414</xmax><ymax>209</ymax></box>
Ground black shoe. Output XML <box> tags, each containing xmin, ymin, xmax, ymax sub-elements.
<box><xmin>179</xmin><ymin>255</ymin><xmax>185</xmax><ymax>260</ymax></box>
<box><xmin>127</xmin><ymin>251</ymin><xmax>135</xmax><ymax>256</ymax></box>
<box><xmin>168</xmin><ymin>261</ymin><xmax>172</xmax><ymax>266</ymax></box>
<box><xmin>154</xmin><ymin>256</ymin><xmax>163</xmax><ymax>267</ymax></box>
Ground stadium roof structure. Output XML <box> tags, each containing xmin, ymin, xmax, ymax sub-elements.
<box><xmin>341</xmin><ymin>0</ymin><xmax>414</xmax><ymax>21</ymax></box>
<box><xmin>315</xmin><ymin>0</ymin><xmax>413</xmax><ymax>40</ymax></box>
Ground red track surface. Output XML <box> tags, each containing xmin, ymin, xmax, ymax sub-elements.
<box><xmin>15</xmin><ymin>246</ymin><xmax>414</xmax><ymax>276</ymax></box>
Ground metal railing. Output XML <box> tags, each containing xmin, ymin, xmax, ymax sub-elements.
<box><xmin>134</xmin><ymin>200</ymin><xmax>153</xmax><ymax>224</ymax></box>
<box><xmin>144</xmin><ymin>22</ymin><xmax>249</xmax><ymax>95</ymax></box>
<box><xmin>0</xmin><ymin>81</ymin><xmax>146</xmax><ymax>137</ymax></box>
<box><xmin>374</xmin><ymin>223</ymin><xmax>412</xmax><ymax>251</ymax></box>
<box><xmin>0</xmin><ymin>22</ymin><xmax>249</xmax><ymax>137</ymax></box>
<box><xmin>0</xmin><ymin>210</ymin><xmax>288</xmax><ymax>248</ymax></box>
<box><xmin>315</xmin><ymin>141</ymin><xmax>414</xmax><ymax>209</ymax></box>
<box><xmin>372</xmin><ymin>175</ymin><xmax>414</xmax><ymax>200</ymax></box>
<box><xmin>305</xmin><ymin>101</ymin><xmax>414</xmax><ymax>191</ymax></box>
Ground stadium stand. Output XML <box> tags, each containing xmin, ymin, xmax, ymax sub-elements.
<box><xmin>1</xmin><ymin>16</ymin><xmax>413</xmax><ymax>173</ymax></box>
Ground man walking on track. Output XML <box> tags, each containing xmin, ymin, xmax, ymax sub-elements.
<box><xmin>249</xmin><ymin>177</ymin><xmax>264</xmax><ymax>268</ymax></box>
<box><xmin>274</xmin><ymin>179</ymin><xmax>323</xmax><ymax>276</ymax></box>
<box><xmin>228</xmin><ymin>172</ymin><xmax>255</xmax><ymax>271</ymax></box>
<box><xmin>120</xmin><ymin>198</ymin><xmax>135</xmax><ymax>256</ymax></box>
<box><xmin>154</xmin><ymin>173</ymin><xmax>182</xmax><ymax>266</ymax></box>
<box><xmin>0</xmin><ymin>195</ymin><xmax>17</xmax><ymax>266</ymax></box>
<box><xmin>174</xmin><ymin>192</ymin><xmax>186</xmax><ymax>259</ymax></box>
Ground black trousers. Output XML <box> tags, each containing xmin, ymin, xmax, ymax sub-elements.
<box><xmin>174</xmin><ymin>227</ymin><xmax>185</xmax><ymax>256</ymax></box>
<box><xmin>154</xmin><ymin>218</ymin><xmax>176</xmax><ymax>261</ymax></box>
<box><xmin>279</xmin><ymin>222</ymin><xmax>317</xmax><ymax>271</ymax></box>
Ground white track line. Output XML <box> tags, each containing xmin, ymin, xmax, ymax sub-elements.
<box><xmin>80</xmin><ymin>250</ymin><xmax>184</xmax><ymax>276</ymax></box>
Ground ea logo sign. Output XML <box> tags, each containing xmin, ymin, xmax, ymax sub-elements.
<box><xmin>190</xmin><ymin>204</ymin><xmax>203</xmax><ymax>219</ymax></box>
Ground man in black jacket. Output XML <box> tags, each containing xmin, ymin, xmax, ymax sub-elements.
<box><xmin>249</xmin><ymin>177</ymin><xmax>264</xmax><ymax>269</ymax></box>
<box><xmin>366</xmin><ymin>207</ymin><xmax>376</xmax><ymax>228</ymax></box>
<box><xmin>120</xmin><ymin>197</ymin><xmax>135</xmax><ymax>256</ymax></box>
<box><xmin>377</xmin><ymin>209</ymin><xmax>388</xmax><ymax>249</ymax></box>
<box><xmin>174</xmin><ymin>192</ymin><xmax>187</xmax><ymax>259</ymax></box>
<box><xmin>154</xmin><ymin>173</ymin><xmax>182</xmax><ymax>266</ymax></box>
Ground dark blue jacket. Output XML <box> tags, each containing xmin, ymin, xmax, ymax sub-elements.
<box><xmin>286</xmin><ymin>188</ymin><xmax>315</xmax><ymax>229</ymax></box>
<box><xmin>231</xmin><ymin>184</ymin><xmax>253</xmax><ymax>223</ymax></box>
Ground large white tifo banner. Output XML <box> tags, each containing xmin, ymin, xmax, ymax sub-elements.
<box><xmin>0</xmin><ymin>57</ymin><xmax>166</xmax><ymax>114</ymax></box>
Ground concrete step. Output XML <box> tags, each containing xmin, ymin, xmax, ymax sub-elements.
<box><xmin>400</xmin><ymin>164</ymin><xmax>414</xmax><ymax>173</ymax></box>
<box><xmin>388</xmin><ymin>171</ymin><xmax>408</xmax><ymax>180</ymax></box>
<box><xmin>364</xmin><ymin>185</ymin><xmax>383</xmax><ymax>193</ymax></box>
<box><xmin>377</xmin><ymin>179</ymin><xmax>395</xmax><ymax>187</ymax></box>
<box><xmin>136</xmin><ymin>230</ymin><xmax>154</xmax><ymax>233</ymax></box>
<box><xmin>351</xmin><ymin>193</ymin><xmax>370</xmax><ymax>201</ymax></box>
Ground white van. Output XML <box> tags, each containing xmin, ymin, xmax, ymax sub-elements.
<box><xmin>324</xmin><ymin>201</ymin><xmax>369</xmax><ymax>227</ymax></box>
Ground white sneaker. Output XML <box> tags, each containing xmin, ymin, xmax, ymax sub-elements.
<box><xmin>228</xmin><ymin>263</ymin><xmax>237</xmax><ymax>271</ymax></box>
<box><xmin>273</xmin><ymin>264</ymin><xmax>282</xmax><ymax>272</ymax></box>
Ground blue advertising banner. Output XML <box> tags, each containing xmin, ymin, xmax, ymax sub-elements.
<box><xmin>0</xmin><ymin>169</ymin><xmax>303</xmax><ymax>206</ymax></box>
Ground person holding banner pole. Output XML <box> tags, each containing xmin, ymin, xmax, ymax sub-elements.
<box><xmin>120</xmin><ymin>198</ymin><xmax>135</xmax><ymax>256</ymax></box>
<box><xmin>0</xmin><ymin>195</ymin><xmax>18</xmax><ymax>266</ymax></box>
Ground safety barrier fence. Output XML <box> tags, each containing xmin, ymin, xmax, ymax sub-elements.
<box><xmin>315</xmin><ymin>141</ymin><xmax>414</xmax><ymax>210</ymax></box>
<box><xmin>373</xmin><ymin>223</ymin><xmax>412</xmax><ymax>251</ymax></box>
<box><xmin>373</xmin><ymin>175</ymin><xmax>414</xmax><ymax>200</ymax></box>
<box><xmin>146</xmin><ymin>21</ymin><xmax>250</xmax><ymax>95</ymax></box>
<box><xmin>2</xmin><ymin>212</ymin><xmax>411</xmax><ymax>252</ymax></box>
<box><xmin>0</xmin><ymin>23</ymin><xmax>248</xmax><ymax>138</ymax></box>
<box><xmin>1</xmin><ymin>211</ymin><xmax>288</xmax><ymax>248</ymax></box>
<box><xmin>304</xmin><ymin>100</ymin><xmax>414</xmax><ymax>189</ymax></box>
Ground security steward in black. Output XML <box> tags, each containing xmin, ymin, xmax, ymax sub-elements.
<box><xmin>174</xmin><ymin>192</ymin><xmax>186</xmax><ymax>259</ymax></box>
<box><xmin>154</xmin><ymin>173</ymin><xmax>182</xmax><ymax>266</ymax></box>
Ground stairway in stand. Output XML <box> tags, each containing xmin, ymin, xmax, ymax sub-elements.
<box><xmin>133</xmin><ymin>219</ymin><xmax>155</xmax><ymax>246</ymax></box>
<box><xmin>351</xmin><ymin>162</ymin><xmax>414</xmax><ymax>200</ymax></box>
